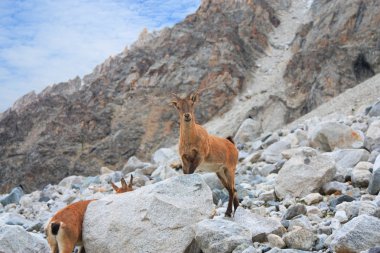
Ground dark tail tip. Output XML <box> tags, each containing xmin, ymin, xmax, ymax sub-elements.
<box><xmin>226</xmin><ymin>136</ymin><xmax>235</xmax><ymax>144</ymax></box>
<box><xmin>51</xmin><ymin>222</ymin><xmax>60</xmax><ymax>235</ymax></box>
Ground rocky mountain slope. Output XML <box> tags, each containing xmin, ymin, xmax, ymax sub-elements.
<box><xmin>0</xmin><ymin>0</ymin><xmax>278</xmax><ymax>193</ymax></box>
<box><xmin>1</xmin><ymin>0</ymin><xmax>380</xmax><ymax>196</ymax></box>
<box><xmin>1</xmin><ymin>96</ymin><xmax>380</xmax><ymax>253</ymax></box>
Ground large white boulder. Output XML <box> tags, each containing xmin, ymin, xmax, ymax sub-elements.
<box><xmin>275</xmin><ymin>153</ymin><xmax>336</xmax><ymax>199</ymax></box>
<box><xmin>83</xmin><ymin>174</ymin><xmax>214</xmax><ymax>253</ymax></box>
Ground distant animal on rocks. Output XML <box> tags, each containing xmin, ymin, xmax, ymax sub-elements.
<box><xmin>171</xmin><ymin>92</ymin><xmax>239</xmax><ymax>217</ymax></box>
<box><xmin>45</xmin><ymin>176</ymin><xmax>134</xmax><ymax>253</ymax></box>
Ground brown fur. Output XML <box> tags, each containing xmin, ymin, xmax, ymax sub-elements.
<box><xmin>45</xmin><ymin>176</ymin><xmax>134</xmax><ymax>253</ymax></box>
<box><xmin>172</xmin><ymin>92</ymin><xmax>239</xmax><ymax>217</ymax></box>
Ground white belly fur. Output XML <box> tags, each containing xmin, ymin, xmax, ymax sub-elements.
<box><xmin>195</xmin><ymin>162</ymin><xmax>224</xmax><ymax>173</ymax></box>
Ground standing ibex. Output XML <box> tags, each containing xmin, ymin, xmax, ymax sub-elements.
<box><xmin>171</xmin><ymin>92</ymin><xmax>239</xmax><ymax>217</ymax></box>
<box><xmin>45</xmin><ymin>176</ymin><xmax>134</xmax><ymax>253</ymax></box>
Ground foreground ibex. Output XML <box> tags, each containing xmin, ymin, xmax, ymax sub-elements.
<box><xmin>171</xmin><ymin>92</ymin><xmax>239</xmax><ymax>217</ymax></box>
<box><xmin>45</xmin><ymin>176</ymin><xmax>134</xmax><ymax>253</ymax></box>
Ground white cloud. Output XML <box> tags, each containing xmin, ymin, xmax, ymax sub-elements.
<box><xmin>0</xmin><ymin>0</ymin><xmax>200</xmax><ymax>112</ymax></box>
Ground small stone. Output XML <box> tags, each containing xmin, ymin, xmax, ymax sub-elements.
<box><xmin>329</xmin><ymin>195</ymin><xmax>355</xmax><ymax>211</ymax></box>
<box><xmin>334</xmin><ymin>210</ymin><xmax>348</xmax><ymax>223</ymax></box>
<box><xmin>368</xmin><ymin>101</ymin><xmax>380</xmax><ymax>117</ymax></box>
<box><xmin>0</xmin><ymin>186</ymin><xmax>24</xmax><ymax>207</ymax></box>
<box><xmin>302</xmin><ymin>193</ymin><xmax>323</xmax><ymax>205</ymax></box>
<box><xmin>195</xmin><ymin>219</ymin><xmax>252</xmax><ymax>253</ymax></box>
<box><xmin>259</xmin><ymin>190</ymin><xmax>276</xmax><ymax>202</ymax></box>
<box><xmin>288</xmin><ymin>215</ymin><xmax>312</xmax><ymax>231</ymax></box>
<box><xmin>283</xmin><ymin>204</ymin><xmax>307</xmax><ymax>220</ymax></box>
<box><xmin>267</xmin><ymin>234</ymin><xmax>285</xmax><ymax>249</ymax></box>
<box><xmin>310</xmin><ymin>122</ymin><xmax>364</xmax><ymax>151</ymax></box>
<box><xmin>368</xmin><ymin>155</ymin><xmax>380</xmax><ymax>195</ymax></box>
<box><xmin>283</xmin><ymin>226</ymin><xmax>316</xmax><ymax>250</ymax></box>
<box><xmin>322</xmin><ymin>181</ymin><xmax>348</xmax><ymax>195</ymax></box>
<box><xmin>351</xmin><ymin>162</ymin><xmax>372</xmax><ymax>188</ymax></box>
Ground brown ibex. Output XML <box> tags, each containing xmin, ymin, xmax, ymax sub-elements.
<box><xmin>171</xmin><ymin>92</ymin><xmax>239</xmax><ymax>217</ymax></box>
<box><xmin>45</xmin><ymin>176</ymin><xmax>134</xmax><ymax>253</ymax></box>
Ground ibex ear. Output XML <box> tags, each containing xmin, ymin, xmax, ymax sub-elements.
<box><xmin>110</xmin><ymin>181</ymin><xmax>119</xmax><ymax>192</ymax></box>
<box><xmin>121</xmin><ymin>178</ymin><xmax>127</xmax><ymax>188</ymax></box>
<box><xmin>129</xmin><ymin>175</ymin><xmax>134</xmax><ymax>187</ymax></box>
<box><xmin>171</xmin><ymin>93</ymin><xmax>179</xmax><ymax>108</ymax></box>
<box><xmin>190</xmin><ymin>93</ymin><xmax>198</xmax><ymax>103</ymax></box>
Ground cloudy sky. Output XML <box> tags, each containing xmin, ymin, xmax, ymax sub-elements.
<box><xmin>0</xmin><ymin>0</ymin><xmax>200</xmax><ymax>112</ymax></box>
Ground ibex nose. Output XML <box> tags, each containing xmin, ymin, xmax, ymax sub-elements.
<box><xmin>184</xmin><ymin>113</ymin><xmax>191</xmax><ymax>121</ymax></box>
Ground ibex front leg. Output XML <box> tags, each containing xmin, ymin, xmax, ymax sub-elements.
<box><xmin>182</xmin><ymin>151</ymin><xmax>201</xmax><ymax>174</ymax></box>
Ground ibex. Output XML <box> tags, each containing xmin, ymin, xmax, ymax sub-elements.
<box><xmin>110</xmin><ymin>175</ymin><xmax>134</xmax><ymax>193</ymax></box>
<box><xmin>45</xmin><ymin>176</ymin><xmax>134</xmax><ymax>253</ymax></box>
<box><xmin>171</xmin><ymin>92</ymin><xmax>239</xmax><ymax>217</ymax></box>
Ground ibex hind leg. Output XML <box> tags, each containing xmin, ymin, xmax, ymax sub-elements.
<box><xmin>216</xmin><ymin>170</ymin><xmax>234</xmax><ymax>217</ymax></box>
<box><xmin>233</xmin><ymin>188</ymin><xmax>239</xmax><ymax>214</ymax></box>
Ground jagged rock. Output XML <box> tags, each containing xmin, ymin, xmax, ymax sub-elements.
<box><xmin>309</xmin><ymin>122</ymin><xmax>364</xmax><ymax>151</ymax></box>
<box><xmin>83</xmin><ymin>175</ymin><xmax>214</xmax><ymax>253</ymax></box>
<box><xmin>0</xmin><ymin>225</ymin><xmax>49</xmax><ymax>253</ymax></box>
<box><xmin>0</xmin><ymin>186</ymin><xmax>24</xmax><ymax>206</ymax></box>
<box><xmin>234</xmin><ymin>118</ymin><xmax>262</xmax><ymax>145</ymax></box>
<box><xmin>275</xmin><ymin>153</ymin><xmax>336</xmax><ymax>199</ymax></box>
<box><xmin>368</xmin><ymin>155</ymin><xmax>380</xmax><ymax>195</ymax></box>
<box><xmin>194</xmin><ymin>218</ymin><xmax>252</xmax><ymax>253</ymax></box>
<box><xmin>234</xmin><ymin>208</ymin><xmax>286</xmax><ymax>239</ymax></box>
<box><xmin>283</xmin><ymin>226</ymin><xmax>316</xmax><ymax>250</ymax></box>
<box><xmin>329</xmin><ymin>215</ymin><xmax>380</xmax><ymax>253</ymax></box>
<box><xmin>351</xmin><ymin>161</ymin><xmax>372</xmax><ymax>187</ymax></box>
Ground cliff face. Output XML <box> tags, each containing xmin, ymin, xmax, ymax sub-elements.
<box><xmin>284</xmin><ymin>0</ymin><xmax>380</xmax><ymax>118</ymax></box>
<box><xmin>0</xmin><ymin>0</ymin><xmax>278</xmax><ymax>193</ymax></box>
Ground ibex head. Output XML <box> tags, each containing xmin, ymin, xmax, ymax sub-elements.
<box><xmin>171</xmin><ymin>92</ymin><xmax>199</xmax><ymax>123</ymax></box>
<box><xmin>109</xmin><ymin>175</ymin><xmax>134</xmax><ymax>194</ymax></box>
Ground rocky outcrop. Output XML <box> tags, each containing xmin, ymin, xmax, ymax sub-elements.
<box><xmin>0</xmin><ymin>0</ymin><xmax>278</xmax><ymax>193</ymax></box>
<box><xmin>284</xmin><ymin>0</ymin><xmax>380</xmax><ymax>116</ymax></box>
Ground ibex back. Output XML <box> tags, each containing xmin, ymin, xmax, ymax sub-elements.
<box><xmin>171</xmin><ymin>92</ymin><xmax>239</xmax><ymax>217</ymax></box>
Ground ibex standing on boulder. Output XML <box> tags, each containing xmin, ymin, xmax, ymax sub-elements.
<box><xmin>171</xmin><ymin>92</ymin><xmax>239</xmax><ymax>217</ymax></box>
<box><xmin>45</xmin><ymin>176</ymin><xmax>134</xmax><ymax>253</ymax></box>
